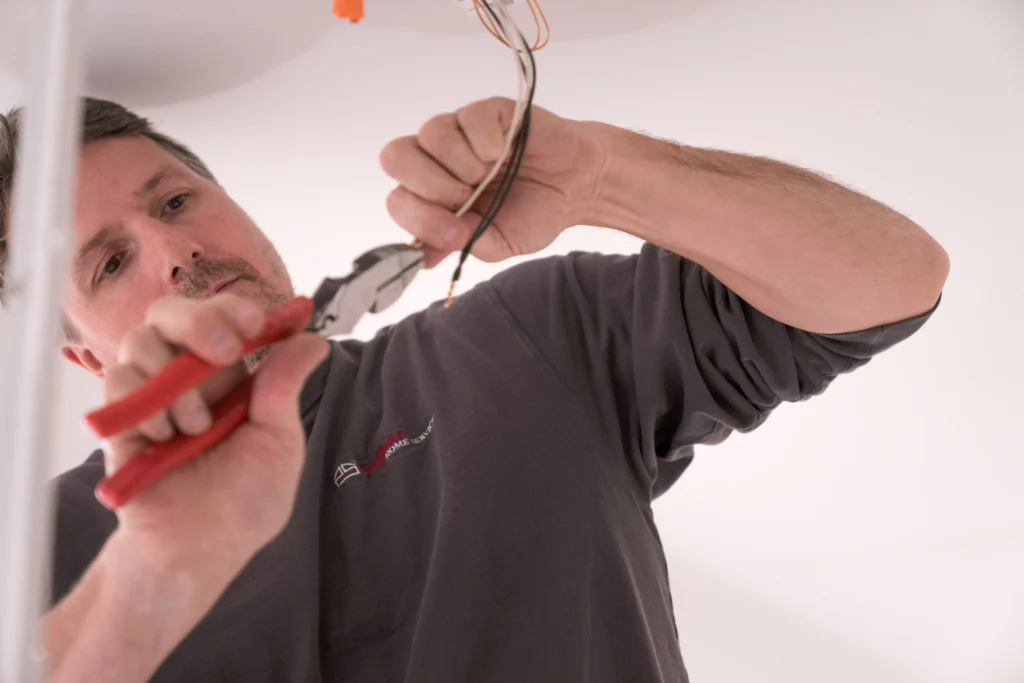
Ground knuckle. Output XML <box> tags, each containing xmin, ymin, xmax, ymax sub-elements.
<box><xmin>117</xmin><ymin>327</ymin><xmax>149</xmax><ymax>364</ymax></box>
<box><xmin>385</xmin><ymin>186</ymin><xmax>406</xmax><ymax>212</ymax></box>
<box><xmin>378</xmin><ymin>136</ymin><xmax>414</xmax><ymax>175</ymax></box>
<box><xmin>118</xmin><ymin>326</ymin><xmax>170</xmax><ymax>368</ymax></box>
<box><xmin>103</xmin><ymin>365</ymin><xmax>142</xmax><ymax>401</ymax></box>
<box><xmin>212</xmin><ymin>291</ymin><xmax>241</xmax><ymax>306</ymax></box>
<box><xmin>460</xmin><ymin>98</ymin><xmax>498</xmax><ymax>123</ymax></box>
<box><xmin>386</xmin><ymin>187</ymin><xmax>416</xmax><ymax>226</ymax></box>
<box><xmin>216</xmin><ymin>294</ymin><xmax>262</xmax><ymax>332</ymax></box>
<box><xmin>385</xmin><ymin>189</ymin><xmax>438</xmax><ymax>242</ymax></box>
<box><xmin>455</xmin><ymin>103</ymin><xmax>477</xmax><ymax>129</ymax></box>
<box><xmin>417</xmin><ymin>115</ymin><xmax>453</xmax><ymax>147</ymax></box>
<box><xmin>186</xmin><ymin>306</ymin><xmax>225</xmax><ymax>339</ymax></box>
<box><xmin>140</xmin><ymin>414</ymin><xmax>174</xmax><ymax>442</ymax></box>
<box><xmin>170</xmin><ymin>390</ymin><xmax>212</xmax><ymax>435</ymax></box>
<box><xmin>143</xmin><ymin>295</ymin><xmax>185</xmax><ymax>325</ymax></box>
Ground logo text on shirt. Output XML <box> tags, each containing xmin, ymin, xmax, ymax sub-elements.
<box><xmin>334</xmin><ymin>417</ymin><xmax>434</xmax><ymax>487</ymax></box>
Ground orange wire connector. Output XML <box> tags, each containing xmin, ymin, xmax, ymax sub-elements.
<box><xmin>333</xmin><ymin>0</ymin><xmax>364</xmax><ymax>23</ymax></box>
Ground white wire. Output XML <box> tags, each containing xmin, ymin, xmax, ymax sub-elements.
<box><xmin>455</xmin><ymin>0</ymin><xmax>535</xmax><ymax>219</ymax></box>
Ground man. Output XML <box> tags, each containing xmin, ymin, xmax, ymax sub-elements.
<box><xmin>0</xmin><ymin>96</ymin><xmax>948</xmax><ymax>683</ymax></box>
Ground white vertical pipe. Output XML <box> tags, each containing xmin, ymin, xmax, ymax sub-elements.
<box><xmin>1</xmin><ymin>0</ymin><xmax>83</xmax><ymax>681</ymax></box>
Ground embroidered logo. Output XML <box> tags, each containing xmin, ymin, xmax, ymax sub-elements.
<box><xmin>333</xmin><ymin>417</ymin><xmax>434</xmax><ymax>488</ymax></box>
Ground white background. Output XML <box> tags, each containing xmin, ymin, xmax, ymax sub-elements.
<box><xmin>2</xmin><ymin>1</ymin><xmax>1023</xmax><ymax>681</ymax></box>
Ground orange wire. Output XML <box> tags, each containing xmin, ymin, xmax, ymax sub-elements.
<box><xmin>472</xmin><ymin>0</ymin><xmax>550</xmax><ymax>51</ymax></box>
<box><xmin>524</xmin><ymin>0</ymin><xmax>543</xmax><ymax>50</ymax></box>
<box><xmin>444</xmin><ymin>281</ymin><xmax>457</xmax><ymax>309</ymax></box>
<box><xmin>528</xmin><ymin>0</ymin><xmax>550</xmax><ymax>50</ymax></box>
<box><xmin>474</xmin><ymin>0</ymin><xmax>511</xmax><ymax>47</ymax></box>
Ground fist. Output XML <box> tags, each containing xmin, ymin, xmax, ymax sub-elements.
<box><xmin>379</xmin><ymin>97</ymin><xmax>605</xmax><ymax>268</ymax></box>
<box><xmin>102</xmin><ymin>293</ymin><xmax>328</xmax><ymax>565</ymax></box>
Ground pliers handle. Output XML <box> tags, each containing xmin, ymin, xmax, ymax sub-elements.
<box><xmin>86</xmin><ymin>243</ymin><xmax>423</xmax><ymax>509</ymax></box>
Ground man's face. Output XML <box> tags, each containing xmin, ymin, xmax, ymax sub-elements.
<box><xmin>63</xmin><ymin>135</ymin><xmax>293</xmax><ymax>373</ymax></box>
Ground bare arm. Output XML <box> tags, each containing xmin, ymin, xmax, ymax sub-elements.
<box><xmin>579</xmin><ymin>122</ymin><xmax>950</xmax><ymax>334</ymax></box>
<box><xmin>44</xmin><ymin>532</ymin><xmax>239</xmax><ymax>683</ymax></box>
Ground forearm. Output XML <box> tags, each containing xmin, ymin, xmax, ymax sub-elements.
<box><xmin>44</xmin><ymin>531</ymin><xmax>236</xmax><ymax>683</ymax></box>
<box><xmin>578</xmin><ymin>122</ymin><xmax>949</xmax><ymax>333</ymax></box>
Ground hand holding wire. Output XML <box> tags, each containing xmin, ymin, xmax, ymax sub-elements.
<box><xmin>377</xmin><ymin>0</ymin><xmax>538</xmax><ymax>305</ymax></box>
<box><xmin>446</xmin><ymin>0</ymin><xmax>537</xmax><ymax>304</ymax></box>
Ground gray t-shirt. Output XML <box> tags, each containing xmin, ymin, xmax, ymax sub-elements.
<box><xmin>49</xmin><ymin>244</ymin><xmax>938</xmax><ymax>682</ymax></box>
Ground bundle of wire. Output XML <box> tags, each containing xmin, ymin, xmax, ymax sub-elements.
<box><xmin>445</xmin><ymin>0</ymin><xmax>539</xmax><ymax>307</ymax></box>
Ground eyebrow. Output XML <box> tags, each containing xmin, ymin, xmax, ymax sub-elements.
<box><xmin>73</xmin><ymin>225</ymin><xmax>115</xmax><ymax>287</ymax></box>
<box><xmin>133</xmin><ymin>166</ymin><xmax>183</xmax><ymax>200</ymax></box>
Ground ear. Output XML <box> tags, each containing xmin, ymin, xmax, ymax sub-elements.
<box><xmin>61</xmin><ymin>344</ymin><xmax>105</xmax><ymax>378</ymax></box>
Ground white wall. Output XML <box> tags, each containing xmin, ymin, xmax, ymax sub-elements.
<box><xmin>2</xmin><ymin>1</ymin><xmax>1022</xmax><ymax>681</ymax></box>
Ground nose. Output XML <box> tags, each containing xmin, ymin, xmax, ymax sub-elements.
<box><xmin>150</xmin><ymin>225</ymin><xmax>204</xmax><ymax>286</ymax></box>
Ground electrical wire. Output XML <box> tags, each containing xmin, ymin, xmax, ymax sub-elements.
<box><xmin>474</xmin><ymin>0</ymin><xmax>550</xmax><ymax>51</ymax></box>
<box><xmin>446</xmin><ymin>0</ymin><xmax>534</xmax><ymax>304</ymax></box>
<box><xmin>446</xmin><ymin>0</ymin><xmax>538</xmax><ymax>307</ymax></box>
<box><xmin>454</xmin><ymin>0</ymin><xmax>533</xmax><ymax>222</ymax></box>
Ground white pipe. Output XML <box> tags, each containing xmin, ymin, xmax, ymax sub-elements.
<box><xmin>1</xmin><ymin>0</ymin><xmax>83</xmax><ymax>681</ymax></box>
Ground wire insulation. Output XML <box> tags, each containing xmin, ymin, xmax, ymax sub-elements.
<box><xmin>446</xmin><ymin>0</ymin><xmax>538</xmax><ymax>307</ymax></box>
<box><xmin>473</xmin><ymin>0</ymin><xmax>549</xmax><ymax>51</ymax></box>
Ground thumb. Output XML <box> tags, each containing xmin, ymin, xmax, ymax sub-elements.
<box><xmin>247</xmin><ymin>332</ymin><xmax>330</xmax><ymax>431</ymax></box>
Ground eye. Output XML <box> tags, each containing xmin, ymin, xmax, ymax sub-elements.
<box><xmin>102</xmin><ymin>253</ymin><xmax>124</xmax><ymax>278</ymax></box>
<box><xmin>163</xmin><ymin>193</ymin><xmax>189</xmax><ymax>214</ymax></box>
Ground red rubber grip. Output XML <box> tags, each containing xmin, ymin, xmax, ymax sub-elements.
<box><xmin>84</xmin><ymin>296</ymin><xmax>314</xmax><ymax>439</ymax></box>
<box><xmin>95</xmin><ymin>377</ymin><xmax>254</xmax><ymax>509</ymax></box>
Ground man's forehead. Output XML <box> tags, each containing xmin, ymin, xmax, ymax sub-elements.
<box><xmin>78</xmin><ymin>136</ymin><xmax>190</xmax><ymax>192</ymax></box>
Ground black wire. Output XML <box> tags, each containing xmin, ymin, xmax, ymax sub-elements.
<box><xmin>450</xmin><ymin>0</ymin><xmax>538</xmax><ymax>290</ymax></box>
<box><xmin>452</xmin><ymin>0</ymin><xmax>535</xmax><ymax>281</ymax></box>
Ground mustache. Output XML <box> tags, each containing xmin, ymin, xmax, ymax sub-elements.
<box><xmin>176</xmin><ymin>258</ymin><xmax>262</xmax><ymax>298</ymax></box>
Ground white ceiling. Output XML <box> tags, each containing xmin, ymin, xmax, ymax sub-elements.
<box><xmin>0</xmin><ymin>0</ymin><xmax>716</xmax><ymax>106</ymax></box>
<box><xmin>2</xmin><ymin>1</ymin><xmax>1023</xmax><ymax>682</ymax></box>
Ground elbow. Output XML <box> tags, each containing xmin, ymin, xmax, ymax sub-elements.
<box><xmin>905</xmin><ymin>232</ymin><xmax>950</xmax><ymax>317</ymax></box>
<box><xmin>923</xmin><ymin>235</ymin><xmax>950</xmax><ymax>300</ymax></box>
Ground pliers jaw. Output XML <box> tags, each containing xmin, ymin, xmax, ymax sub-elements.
<box><xmin>308</xmin><ymin>243</ymin><xmax>424</xmax><ymax>338</ymax></box>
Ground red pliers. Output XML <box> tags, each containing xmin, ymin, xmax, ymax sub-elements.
<box><xmin>85</xmin><ymin>244</ymin><xmax>424</xmax><ymax>510</ymax></box>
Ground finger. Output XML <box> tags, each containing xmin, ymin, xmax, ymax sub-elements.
<box><xmin>417</xmin><ymin>113</ymin><xmax>489</xmax><ymax>187</ymax></box>
<box><xmin>117</xmin><ymin>326</ymin><xmax>211</xmax><ymax>437</ymax></box>
<box><xmin>379</xmin><ymin>136</ymin><xmax>472</xmax><ymax>210</ymax></box>
<box><xmin>419</xmin><ymin>245</ymin><xmax>449</xmax><ymax>270</ymax></box>
<box><xmin>247</xmin><ymin>333</ymin><xmax>330</xmax><ymax>436</ymax></box>
<box><xmin>455</xmin><ymin>97</ymin><xmax>516</xmax><ymax>164</ymax></box>
<box><xmin>386</xmin><ymin>186</ymin><xmax>481</xmax><ymax>264</ymax></box>
<box><xmin>387</xmin><ymin>187</ymin><xmax>514</xmax><ymax>267</ymax></box>
<box><xmin>102</xmin><ymin>363</ymin><xmax>175</xmax><ymax>448</ymax></box>
<box><xmin>213</xmin><ymin>293</ymin><xmax>266</xmax><ymax>339</ymax></box>
<box><xmin>143</xmin><ymin>294</ymin><xmax>263</xmax><ymax>366</ymax></box>
<box><xmin>167</xmin><ymin>360</ymin><xmax>250</xmax><ymax>437</ymax></box>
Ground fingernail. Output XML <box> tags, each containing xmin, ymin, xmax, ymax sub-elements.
<box><xmin>210</xmin><ymin>330</ymin><xmax>239</xmax><ymax>359</ymax></box>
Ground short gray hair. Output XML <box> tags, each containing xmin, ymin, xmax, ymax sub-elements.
<box><xmin>0</xmin><ymin>97</ymin><xmax>217</xmax><ymax>337</ymax></box>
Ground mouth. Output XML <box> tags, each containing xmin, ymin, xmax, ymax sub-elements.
<box><xmin>211</xmin><ymin>277</ymin><xmax>241</xmax><ymax>296</ymax></box>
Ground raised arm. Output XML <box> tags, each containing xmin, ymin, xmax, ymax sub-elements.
<box><xmin>577</xmin><ymin>122</ymin><xmax>949</xmax><ymax>334</ymax></box>
<box><xmin>380</xmin><ymin>97</ymin><xmax>949</xmax><ymax>496</ymax></box>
